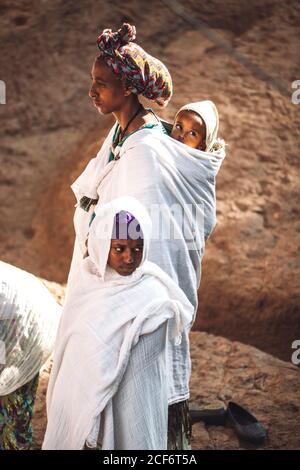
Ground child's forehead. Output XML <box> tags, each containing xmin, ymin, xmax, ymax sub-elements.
<box><xmin>175</xmin><ymin>109</ymin><xmax>206</xmax><ymax>129</ymax></box>
<box><xmin>111</xmin><ymin>239</ymin><xmax>144</xmax><ymax>245</ymax></box>
<box><xmin>176</xmin><ymin>109</ymin><xmax>202</xmax><ymax>121</ymax></box>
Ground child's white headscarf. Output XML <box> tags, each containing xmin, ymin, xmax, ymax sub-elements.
<box><xmin>176</xmin><ymin>100</ymin><xmax>219</xmax><ymax>151</ymax></box>
<box><xmin>87</xmin><ymin>196</ymin><xmax>151</xmax><ymax>281</ymax></box>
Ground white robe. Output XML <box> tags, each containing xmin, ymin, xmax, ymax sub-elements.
<box><xmin>68</xmin><ymin>124</ymin><xmax>225</xmax><ymax>406</ymax></box>
<box><xmin>43</xmin><ymin>197</ymin><xmax>193</xmax><ymax>450</ymax></box>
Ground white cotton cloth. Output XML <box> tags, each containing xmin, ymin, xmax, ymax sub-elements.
<box><xmin>0</xmin><ymin>261</ymin><xmax>62</xmax><ymax>396</ymax></box>
<box><xmin>43</xmin><ymin>196</ymin><xmax>193</xmax><ymax>450</ymax></box>
<box><xmin>99</xmin><ymin>320</ymin><xmax>168</xmax><ymax>450</ymax></box>
<box><xmin>68</xmin><ymin>122</ymin><xmax>225</xmax><ymax>406</ymax></box>
<box><xmin>175</xmin><ymin>100</ymin><xmax>219</xmax><ymax>151</ymax></box>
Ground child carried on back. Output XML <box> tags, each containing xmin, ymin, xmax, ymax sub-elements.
<box><xmin>171</xmin><ymin>100</ymin><xmax>225</xmax><ymax>152</ymax></box>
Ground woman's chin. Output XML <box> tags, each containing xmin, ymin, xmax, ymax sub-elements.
<box><xmin>92</xmin><ymin>101</ymin><xmax>104</xmax><ymax>113</ymax></box>
<box><xmin>95</xmin><ymin>104</ymin><xmax>103</xmax><ymax>113</ymax></box>
<box><xmin>96</xmin><ymin>104</ymin><xmax>109</xmax><ymax>115</ymax></box>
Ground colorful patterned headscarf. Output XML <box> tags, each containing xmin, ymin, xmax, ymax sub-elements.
<box><xmin>96</xmin><ymin>23</ymin><xmax>173</xmax><ymax>108</ymax></box>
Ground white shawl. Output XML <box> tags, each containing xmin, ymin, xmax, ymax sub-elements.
<box><xmin>67</xmin><ymin>124</ymin><xmax>225</xmax><ymax>405</ymax></box>
<box><xmin>43</xmin><ymin>196</ymin><xmax>193</xmax><ymax>450</ymax></box>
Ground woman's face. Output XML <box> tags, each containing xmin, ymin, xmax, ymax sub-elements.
<box><xmin>171</xmin><ymin>110</ymin><xmax>206</xmax><ymax>150</ymax></box>
<box><xmin>107</xmin><ymin>239</ymin><xmax>144</xmax><ymax>276</ymax></box>
<box><xmin>89</xmin><ymin>57</ymin><xmax>129</xmax><ymax>114</ymax></box>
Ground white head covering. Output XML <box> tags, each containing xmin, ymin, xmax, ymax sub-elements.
<box><xmin>88</xmin><ymin>196</ymin><xmax>152</xmax><ymax>281</ymax></box>
<box><xmin>176</xmin><ymin>100</ymin><xmax>219</xmax><ymax>151</ymax></box>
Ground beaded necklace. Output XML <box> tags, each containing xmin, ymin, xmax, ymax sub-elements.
<box><xmin>111</xmin><ymin>103</ymin><xmax>143</xmax><ymax>156</ymax></box>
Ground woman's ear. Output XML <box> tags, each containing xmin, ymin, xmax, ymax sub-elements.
<box><xmin>122</xmin><ymin>79</ymin><xmax>133</xmax><ymax>97</ymax></box>
<box><xmin>124</xmin><ymin>88</ymin><xmax>132</xmax><ymax>97</ymax></box>
<box><xmin>123</xmin><ymin>85</ymin><xmax>134</xmax><ymax>97</ymax></box>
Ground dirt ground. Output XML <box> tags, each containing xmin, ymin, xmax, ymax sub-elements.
<box><xmin>31</xmin><ymin>329</ymin><xmax>300</xmax><ymax>450</ymax></box>
<box><xmin>0</xmin><ymin>0</ymin><xmax>300</xmax><ymax>450</ymax></box>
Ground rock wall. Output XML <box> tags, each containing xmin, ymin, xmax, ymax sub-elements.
<box><xmin>0</xmin><ymin>1</ymin><xmax>299</xmax><ymax>362</ymax></box>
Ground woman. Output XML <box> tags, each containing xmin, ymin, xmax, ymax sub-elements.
<box><xmin>0</xmin><ymin>261</ymin><xmax>61</xmax><ymax>450</ymax></box>
<box><xmin>67</xmin><ymin>23</ymin><xmax>225</xmax><ymax>450</ymax></box>
<box><xmin>89</xmin><ymin>23</ymin><xmax>171</xmax><ymax>162</ymax></box>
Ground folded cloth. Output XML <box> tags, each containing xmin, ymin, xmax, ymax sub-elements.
<box><xmin>43</xmin><ymin>197</ymin><xmax>193</xmax><ymax>450</ymax></box>
<box><xmin>0</xmin><ymin>261</ymin><xmax>62</xmax><ymax>396</ymax></box>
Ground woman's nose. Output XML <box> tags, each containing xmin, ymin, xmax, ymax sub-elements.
<box><xmin>89</xmin><ymin>84</ymin><xmax>98</xmax><ymax>98</ymax></box>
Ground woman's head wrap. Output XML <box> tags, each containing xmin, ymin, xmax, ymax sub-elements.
<box><xmin>96</xmin><ymin>23</ymin><xmax>173</xmax><ymax>108</ymax></box>
<box><xmin>176</xmin><ymin>100</ymin><xmax>220</xmax><ymax>151</ymax></box>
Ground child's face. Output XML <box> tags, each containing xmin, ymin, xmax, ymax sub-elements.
<box><xmin>107</xmin><ymin>239</ymin><xmax>144</xmax><ymax>276</ymax></box>
<box><xmin>171</xmin><ymin>110</ymin><xmax>206</xmax><ymax>150</ymax></box>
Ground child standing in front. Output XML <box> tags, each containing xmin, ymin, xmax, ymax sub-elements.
<box><xmin>43</xmin><ymin>197</ymin><xmax>193</xmax><ymax>450</ymax></box>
